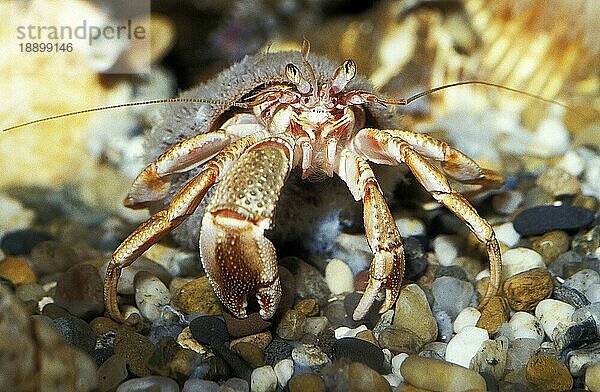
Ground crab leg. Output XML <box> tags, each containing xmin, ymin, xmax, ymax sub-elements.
<box><xmin>354</xmin><ymin>128</ymin><xmax>502</xmax><ymax>309</ymax></box>
<box><xmin>200</xmin><ymin>136</ymin><xmax>294</xmax><ymax>320</ymax></box>
<box><xmin>105</xmin><ymin>133</ymin><xmax>265</xmax><ymax>322</ymax></box>
<box><xmin>337</xmin><ymin>149</ymin><xmax>405</xmax><ymax>320</ymax></box>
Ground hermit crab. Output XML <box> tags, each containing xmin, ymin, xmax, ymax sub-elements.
<box><xmin>99</xmin><ymin>40</ymin><xmax>506</xmax><ymax>323</ymax></box>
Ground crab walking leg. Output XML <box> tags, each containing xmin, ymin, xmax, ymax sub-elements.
<box><xmin>200</xmin><ymin>137</ymin><xmax>294</xmax><ymax>319</ymax></box>
<box><xmin>105</xmin><ymin>133</ymin><xmax>265</xmax><ymax>322</ymax></box>
<box><xmin>354</xmin><ymin>129</ymin><xmax>502</xmax><ymax>309</ymax></box>
<box><xmin>337</xmin><ymin>150</ymin><xmax>405</xmax><ymax>320</ymax></box>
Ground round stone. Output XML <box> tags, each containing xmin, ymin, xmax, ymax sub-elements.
<box><xmin>535</xmin><ymin>299</ymin><xmax>575</xmax><ymax>339</ymax></box>
<box><xmin>294</xmin><ymin>298</ymin><xmax>319</xmax><ymax>317</ymax></box>
<box><xmin>476</xmin><ymin>296</ymin><xmax>510</xmax><ymax>335</ymax></box>
<box><xmin>513</xmin><ymin>206</ymin><xmax>595</xmax><ymax>236</ymax></box>
<box><xmin>189</xmin><ymin>315</ymin><xmax>229</xmax><ymax>345</ymax></box>
<box><xmin>97</xmin><ymin>355</ymin><xmax>128</xmax><ymax>392</ymax></box>
<box><xmin>501</xmin><ymin>248</ymin><xmax>545</xmax><ymax>280</ymax></box>
<box><xmin>432</xmin><ymin>276</ymin><xmax>475</xmax><ymax>319</ymax></box>
<box><xmin>445</xmin><ymin>326</ymin><xmax>489</xmax><ymax>368</ymax></box>
<box><xmin>29</xmin><ymin>240</ymin><xmax>78</xmax><ymax>275</ymax></box>
<box><xmin>115</xmin><ymin>376</ymin><xmax>179</xmax><ymax>392</ymax></box>
<box><xmin>52</xmin><ymin>315</ymin><xmax>96</xmax><ymax>353</ymax></box>
<box><xmin>536</xmin><ymin>167</ymin><xmax>581</xmax><ymax>196</ymax></box>
<box><xmin>324</xmin><ymin>258</ymin><xmax>354</xmax><ymax>295</ymax></box>
<box><xmin>492</xmin><ymin>190</ymin><xmax>524</xmax><ymax>215</ymax></box>
<box><xmin>273</xmin><ymin>358</ymin><xmax>294</xmax><ymax>388</ymax></box>
<box><xmin>223</xmin><ymin>311</ymin><xmax>271</xmax><ymax>338</ymax></box>
<box><xmin>182</xmin><ymin>379</ymin><xmax>219</xmax><ymax>392</ymax></box>
<box><xmin>508</xmin><ymin>312</ymin><xmax>544</xmax><ymax>346</ymax></box>
<box><xmin>470</xmin><ymin>338</ymin><xmax>509</xmax><ymax>382</ymax></box>
<box><xmin>231</xmin><ymin>342</ymin><xmax>264</xmax><ymax>368</ymax></box>
<box><xmin>264</xmin><ymin>338</ymin><xmax>293</xmax><ymax>366</ymax></box>
<box><xmin>134</xmin><ymin>271</ymin><xmax>170</xmax><ymax>322</ymax></box>
<box><xmin>392</xmin><ymin>283</ymin><xmax>438</xmax><ymax>344</ymax></box>
<box><xmin>291</xmin><ymin>343</ymin><xmax>330</xmax><ymax>368</ymax></box>
<box><xmin>276</xmin><ymin>309</ymin><xmax>306</xmax><ymax>340</ymax></box>
<box><xmin>1</xmin><ymin>230</ymin><xmax>53</xmax><ymax>256</ymax></box>
<box><xmin>104</xmin><ymin>257</ymin><xmax>171</xmax><ymax>296</ymax></box>
<box><xmin>0</xmin><ymin>256</ymin><xmax>36</xmax><ymax>285</ymax></box>
<box><xmin>400</xmin><ymin>355</ymin><xmax>487</xmax><ymax>391</ymax></box>
<box><xmin>230</xmin><ymin>331</ymin><xmax>273</xmax><ymax>351</ymax></box>
<box><xmin>333</xmin><ymin>337</ymin><xmax>385</xmax><ymax>373</ymax></box>
<box><xmin>526</xmin><ymin>354</ymin><xmax>573</xmax><ymax>391</ymax></box>
<box><xmin>288</xmin><ymin>374</ymin><xmax>325</xmax><ymax>392</ymax></box>
<box><xmin>432</xmin><ymin>235</ymin><xmax>460</xmax><ymax>266</ymax></box>
<box><xmin>453</xmin><ymin>307</ymin><xmax>481</xmax><ymax>334</ymax></box>
<box><xmin>378</xmin><ymin>326</ymin><xmax>424</xmax><ymax>354</ymax></box>
<box><xmin>172</xmin><ymin>276</ymin><xmax>222</xmax><ymax>316</ymax></box>
<box><xmin>585</xmin><ymin>362</ymin><xmax>600</xmax><ymax>392</ymax></box>
<box><xmin>503</xmin><ymin>268</ymin><xmax>554</xmax><ymax>312</ymax></box>
<box><xmin>54</xmin><ymin>263</ymin><xmax>104</xmax><ymax>318</ymax></box>
<box><xmin>531</xmin><ymin>231</ymin><xmax>570</xmax><ymax>264</ymax></box>
<box><xmin>303</xmin><ymin>316</ymin><xmax>329</xmax><ymax>336</ymax></box>
<box><xmin>563</xmin><ymin>269</ymin><xmax>600</xmax><ymax>301</ymax></box>
<box><xmin>250</xmin><ymin>365</ymin><xmax>277</xmax><ymax>392</ymax></box>
<box><xmin>347</xmin><ymin>362</ymin><xmax>391</xmax><ymax>392</ymax></box>
<box><xmin>494</xmin><ymin>222</ymin><xmax>521</xmax><ymax>247</ymax></box>
<box><xmin>114</xmin><ymin>329</ymin><xmax>156</xmax><ymax>377</ymax></box>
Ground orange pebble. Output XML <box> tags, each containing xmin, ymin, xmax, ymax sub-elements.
<box><xmin>0</xmin><ymin>256</ymin><xmax>36</xmax><ymax>285</ymax></box>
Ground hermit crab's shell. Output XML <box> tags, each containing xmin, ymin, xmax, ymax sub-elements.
<box><xmin>145</xmin><ymin>51</ymin><xmax>402</xmax><ymax>251</ymax></box>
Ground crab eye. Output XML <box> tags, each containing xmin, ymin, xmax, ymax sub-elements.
<box><xmin>285</xmin><ymin>64</ymin><xmax>302</xmax><ymax>84</ymax></box>
<box><xmin>331</xmin><ymin>59</ymin><xmax>357</xmax><ymax>94</ymax></box>
<box><xmin>343</xmin><ymin>60</ymin><xmax>356</xmax><ymax>80</ymax></box>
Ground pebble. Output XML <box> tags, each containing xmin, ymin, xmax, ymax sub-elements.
<box><xmin>276</xmin><ymin>309</ymin><xmax>306</xmax><ymax>340</ymax></box>
<box><xmin>472</xmin><ymin>337</ymin><xmax>509</xmax><ymax>382</ymax></box>
<box><xmin>557</xmin><ymin>150</ymin><xmax>586</xmax><ymax>176</ymax></box>
<box><xmin>532</xmin><ymin>231</ymin><xmax>571</xmax><ymax>264</ymax></box>
<box><xmin>378</xmin><ymin>326</ymin><xmax>424</xmax><ymax>354</ymax></box>
<box><xmin>400</xmin><ymin>355</ymin><xmax>487</xmax><ymax>391</ymax></box>
<box><xmin>288</xmin><ymin>374</ymin><xmax>326</xmax><ymax>392</ymax></box>
<box><xmin>250</xmin><ymin>365</ymin><xmax>277</xmax><ymax>392</ymax></box>
<box><xmin>172</xmin><ymin>276</ymin><xmax>222</xmax><ymax>316</ymax></box>
<box><xmin>503</xmin><ymin>268</ymin><xmax>554</xmax><ymax>312</ymax></box>
<box><xmin>573</xmin><ymin>303</ymin><xmax>600</xmax><ymax>334</ymax></box>
<box><xmin>282</xmin><ymin>257</ymin><xmax>330</xmax><ymax>307</ymax></box>
<box><xmin>231</xmin><ymin>342</ymin><xmax>264</xmax><ymax>369</ymax></box>
<box><xmin>434</xmin><ymin>309</ymin><xmax>454</xmax><ymax>342</ymax></box>
<box><xmin>115</xmin><ymin>376</ymin><xmax>179</xmax><ymax>392</ymax></box>
<box><xmin>391</xmin><ymin>352</ymin><xmax>409</xmax><ymax>377</ymax></box>
<box><xmin>536</xmin><ymin>166</ymin><xmax>581</xmax><ymax>196</ymax></box>
<box><xmin>435</xmin><ymin>265</ymin><xmax>468</xmax><ymax>281</ymax></box>
<box><xmin>476</xmin><ymin>296</ymin><xmax>510</xmax><ymax>335</ymax></box>
<box><xmin>501</xmin><ymin>248</ymin><xmax>546</xmax><ymax>280</ymax></box>
<box><xmin>333</xmin><ymin>337</ymin><xmax>385</xmax><ymax>373</ymax></box>
<box><xmin>535</xmin><ymin>299</ymin><xmax>575</xmax><ymax>338</ymax></box>
<box><xmin>134</xmin><ymin>271</ymin><xmax>171</xmax><ymax>322</ymax></box>
<box><xmin>432</xmin><ymin>234</ymin><xmax>461</xmax><ymax>266</ymax></box>
<box><xmin>219</xmin><ymin>377</ymin><xmax>249</xmax><ymax>392</ymax></box>
<box><xmin>586</xmin><ymin>362</ymin><xmax>600</xmax><ymax>392</ymax></box>
<box><xmin>291</xmin><ymin>343</ymin><xmax>331</xmax><ymax>368</ymax></box>
<box><xmin>223</xmin><ymin>312</ymin><xmax>271</xmax><ymax>338</ymax></box>
<box><xmin>54</xmin><ymin>263</ymin><xmax>104</xmax><ymax>318</ymax></box>
<box><xmin>29</xmin><ymin>240</ymin><xmax>78</xmax><ymax>274</ymax></box>
<box><xmin>189</xmin><ymin>316</ymin><xmax>229</xmax><ymax>345</ymax></box>
<box><xmin>273</xmin><ymin>359</ymin><xmax>294</xmax><ymax>388</ymax></box>
<box><xmin>554</xmin><ymin>317</ymin><xmax>599</xmax><ymax>354</ymax></box>
<box><xmin>0</xmin><ymin>229</ymin><xmax>53</xmax><ymax>256</ymax></box>
<box><xmin>530</xmin><ymin>117</ymin><xmax>571</xmax><ymax>157</ymax></box>
<box><xmin>392</xmin><ymin>283</ymin><xmax>438</xmax><ymax>344</ymax></box>
<box><xmin>144</xmin><ymin>243</ymin><xmax>199</xmax><ymax>277</ymax></box>
<box><xmin>526</xmin><ymin>354</ymin><xmax>573</xmax><ymax>391</ymax></box>
<box><xmin>334</xmin><ymin>325</ymin><xmax>368</xmax><ymax>339</ymax></box>
<box><xmin>553</xmin><ymin>285</ymin><xmax>591</xmax><ymax>308</ymax></box>
<box><xmin>15</xmin><ymin>282</ymin><xmax>45</xmax><ymax>302</ymax></box>
<box><xmin>176</xmin><ymin>326</ymin><xmax>207</xmax><ymax>354</ymax></box>
<box><xmin>114</xmin><ymin>329</ymin><xmax>156</xmax><ymax>377</ymax></box>
<box><xmin>567</xmin><ymin>342</ymin><xmax>600</xmax><ymax>376</ymax></box>
<box><xmin>494</xmin><ymin>222</ymin><xmax>521</xmax><ymax>247</ymax></box>
<box><xmin>294</xmin><ymin>298</ymin><xmax>319</xmax><ymax>316</ymax></box>
<box><xmin>303</xmin><ymin>316</ymin><xmax>329</xmax><ymax>336</ymax></box>
<box><xmin>0</xmin><ymin>194</ymin><xmax>35</xmax><ymax>237</ymax></box>
<box><xmin>343</xmin><ymin>291</ymin><xmax>381</xmax><ymax>329</ymax></box>
<box><xmin>342</xmin><ymin>362</ymin><xmax>390</xmax><ymax>392</ymax></box>
<box><xmin>432</xmin><ymin>276</ymin><xmax>475</xmax><ymax>319</ymax></box>
<box><xmin>454</xmin><ymin>307</ymin><xmax>481</xmax><ymax>333</ymax></box>
<box><xmin>563</xmin><ymin>269</ymin><xmax>600</xmax><ymax>300</ymax></box>
<box><xmin>508</xmin><ymin>312</ymin><xmax>545</xmax><ymax>346</ymax></box>
<box><xmin>505</xmin><ymin>338</ymin><xmax>540</xmax><ymax>374</ymax></box>
<box><xmin>492</xmin><ymin>190</ymin><xmax>524</xmax><ymax>215</ymax></box>
<box><xmin>52</xmin><ymin>314</ymin><xmax>96</xmax><ymax>353</ymax></box>
<box><xmin>97</xmin><ymin>355</ymin><xmax>128</xmax><ymax>392</ymax></box>
<box><xmin>182</xmin><ymin>379</ymin><xmax>219</xmax><ymax>392</ymax></box>
<box><xmin>104</xmin><ymin>257</ymin><xmax>171</xmax><ymax>295</ymax></box>
<box><xmin>324</xmin><ymin>258</ymin><xmax>354</xmax><ymax>295</ymax></box>
<box><xmin>513</xmin><ymin>205</ymin><xmax>595</xmax><ymax>236</ymax></box>
<box><xmin>264</xmin><ymin>339</ymin><xmax>293</xmax><ymax>366</ymax></box>
<box><xmin>0</xmin><ymin>256</ymin><xmax>36</xmax><ymax>285</ymax></box>
<box><xmin>230</xmin><ymin>332</ymin><xmax>272</xmax><ymax>351</ymax></box>
<box><xmin>445</xmin><ymin>326</ymin><xmax>489</xmax><ymax>368</ymax></box>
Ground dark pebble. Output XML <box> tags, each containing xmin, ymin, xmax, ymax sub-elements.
<box><xmin>0</xmin><ymin>276</ymin><xmax>15</xmax><ymax>292</ymax></box>
<box><xmin>264</xmin><ymin>338</ymin><xmax>293</xmax><ymax>366</ymax></box>
<box><xmin>344</xmin><ymin>292</ymin><xmax>381</xmax><ymax>329</ymax></box>
<box><xmin>553</xmin><ymin>286</ymin><xmax>591</xmax><ymax>309</ymax></box>
<box><xmin>277</xmin><ymin>265</ymin><xmax>296</xmax><ymax>316</ymax></box>
<box><xmin>29</xmin><ymin>240</ymin><xmax>78</xmax><ymax>274</ymax></box>
<box><xmin>203</xmin><ymin>355</ymin><xmax>232</xmax><ymax>381</ymax></box>
<box><xmin>0</xmin><ymin>229</ymin><xmax>53</xmax><ymax>255</ymax></box>
<box><xmin>114</xmin><ymin>328</ymin><xmax>155</xmax><ymax>377</ymax></box>
<box><xmin>435</xmin><ymin>265</ymin><xmax>468</xmax><ymax>281</ymax></box>
<box><xmin>333</xmin><ymin>337</ymin><xmax>386</xmax><ymax>373</ymax></box>
<box><xmin>89</xmin><ymin>346</ymin><xmax>114</xmax><ymax>367</ymax></box>
<box><xmin>210</xmin><ymin>343</ymin><xmax>252</xmax><ymax>381</ymax></box>
<box><xmin>513</xmin><ymin>206</ymin><xmax>594</xmax><ymax>236</ymax></box>
<box><xmin>549</xmin><ymin>251</ymin><xmax>583</xmax><ymax>277</ymax></box>
<box><xmin>223</xmin><ymin>311</ymin><xmax>271</xmax><ymax>338</ymax></box>
<box><xmin>42</xmin><ymin>303</ymin><xmax>70</xmax><ymax>319</ymax></box>
<box><xmin>555</xmin><ymin>317</ymin><xmax>599</xmax><ymax>356</ymax></box>
<box><xmin>189</xmin><ymin>315</ymin><xmax>229</xmax><ymax>345</ymax></box>
<box><xmin>147</xmin><ymin>337</ymin><xmax>179</xmax><ymax>376</ymax></box>
<box><xmin>54</xmin><ymin>263</ymin><xmax>104</xmax><ymax>319</ymax></box>
<box><xmin>404</xmin><ymin>237</ymin><xmax>429</xmax><ymax>281</ymax></box>
<box><xmin>281</xmin><ymin>257</ymin><xmax>330</xmax><ymax>308</ymax></box>
<box><xmin>52</xmin><ymin>314</ymin><xmax>96</xmax><ymax>353</ymax></box>
<box><xmin>317</xmin><ymin>328</ymin><xmax>335</xmax><ymax>358</ymax></box>
<box><xmin>324</xmin><ymin>300</ymin><xmax>350</xmax><ymax>329</ymax></box>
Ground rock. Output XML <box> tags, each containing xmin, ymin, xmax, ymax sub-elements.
<box><xmin>143</xmin><ymin>243</ymin><xmax>199</xmax><ymax>277</ymax></box>
<box><xmin>176</xmin><ymin>326</ymin><xmax>208</xmax><ymax>354</ymax></box>
<box><xmin>586</xmin><ymin>362</ymin><xmax>600</xmax><ymax>392</ymax></box>
<box><xmin>97</xmin><ymin>355</ymin><xmax>128</xmax><ymax>392</ymax></box>
<box><xmin>434</xmin><ymin>265</ymin><xmax>468</xmax><ymax>281</ymax></box>
<box><xmin>476</xmin><ymin>296</ymin><xmax>510</xmax><ymax>335</ymax></box>
<box><xmin>419</xmin><ymin>342</ymin><xmax>447</xmax><ymax>361</ymax></box>
<box><xmin>333</xmin><ymin>337</ymin><xmax>385</xmax><ymax>373</ymax></box>
<box><xmin>325</xmin><ymin>258</ymin><xmax>354</xmax><ymax>295</ymax></box>
<box><xmin>190</xmin><ymin>315</ymin><xmax>229</xmax><ymax>345</ymax></box>
<box><xmin>218</xmin><ymin>377</ymin><xmax>249</xmax><ymax>392</ymax></box>
<box><xmin>134</xmin><ymin>271</ymin><xmax>171</xmax><ymax>322</ymax></box>
<box><xmin>0</xmin><ymin>194</ymin><xmax>35</xmax><ymax>237</ymax></box>
<box><xmin>454</xmin><ymin>307</ymin><xmax>481</xmax><ymax>333</ymax></box>
<box><xmin>303</xmin><ymin>316</ymin><xmax>329</xmax><ymax>336</ymax></box>
<box><xmin>291</xmin><ymin>343</ymin><xmax>331</xmax><ymax>369</ymax></box>
<box><xmin>223</xmin><ymin>311</ymin><xmax>271</xmax><ymax>338</ymax></box>
<box><xmin>276</xmin><ymin>309</ymin><xmax>306</xmax><ymax>340</ymax></box>
<box><xmin>505</xmin><ymin>338</ymin><xmax>540</xmax><ymax>374</ymax></box>
<box><xmin>535</xmin><ymin>299</ymin><xmax>575</xmax><ymax>338</ymax></box>
<box><xmin>378</xmin><ymin>326</ymin><xmax>424</xmax><ymax>354</ymax></box>
<box><xmin>400</xmin><ymin>355</ymin><xmax>487</xmax><ymax>391</ymax></box>
<box><xmin>334</xmin><ymin>325</ymin><xmax>368</xmax><ymax>339</ymax></box>
<box><xmin>573</xmin><ymin>303</ymin><xmax>600</xmax><ymax>335</ymax></box>
<box><xmin>432</xmin><ymin>234</ymin><xmax>461</xmax><ymax>266</ymax></box>
<box><xmin>392</xmin><ymin>283</ymin><xmax>438</xmax><ymax>344</ymax></box>
<box><xmin>282</xmin><ymin>257</ymin><xmax>330</xmax><ymax>307</ymax></box>
<box><xmin>445</xmin><ymin>326</ymin><xmax>489</xmax><ymax>368</ymax></box>
<box><xmin>347</xmin><ymin>361</ymin><xmax>391</xmax><ymax>392</ymax></box>
<box><xmin>391</xmin><ymin>352</ymin><xmax>409</xmax><ymax>377</ymax></box>
<box><xmin>104</xmin><ymin>257</ymin><xmax>171</xmax><ymax>296</ymax></box>
<box><xmin>494</xmin><ymin>222</ymin><xmax>521</xmax><ymax>247</ymax></box>
<box><xmin>264</xmin><ymin>338</ymin><xmax>293</xmax><ymax>366</ymax></box>
<box><xmin>273</xmin><ymin>359</ymin><xmax>294</xmax><ymax>388</ymax></box>
<box><xmin>532</xmin><ymin>231</ymin><xmax>570</xmax><ymax>264</ymax></box>
<box><xmin>29</xmin><ymin>240</ymin><xmax>78</xmax><ymax>274</ymax></box>
<box><xmin>0</xmin><ymin>256</ymin><xmax>36</xmax><ymax>285</ymax></box>
<box><xmin>115</xmin><ymin>376</ymin><xmax>179</xmax><ymax>392</ymax></box>
<box><xmin>554</xmin><ymin>317</ymin><xmax>599</xmax><ymax>354</ymax></box>
<box><xmin>567</xmin><ymin>342</ymin><xmax>600</xmax><ymax>376</ymax></box>
<box><xmin>294</xmin><ymin>298</ymin><xmax>319</xmax><ymax>316</ymax></box>
<box><xmin>52</xmin><ymin>314</ymin><xmax>96</xmax><ymax>353</ymax></box>
<box><xmin>231</xmin><ymin>342</ymin><xmax>264</xmax><ymax>368</ymax></box>
<box><xmin>169</xmin><ymin>348</ymin><xmax>199</xmax><ymax>378</ymax></box>
<box><xmin>553</xmin><ymin>285</ymin><xmax>591</xmax><ymax>308</ymax></box>
<box><xmin>1</xmin><ymin>229</ymin><xmax>53</xmax><ymax>256</ymax></box>
<box><xmin>343</xmin><ymin>291</ymin><xmax>381</xmax><ymax>328</ymax></box>
<box><xmin>503</xmin><ymin>268</ymin><xmax>554</xmax><ymax>312</ymax></box>
<box><xmin>114</xmin><ymin>329</ymin><xmax>156</xmax><ymax>377</ymax></box>
<box><xmin>563</xmin><ymin>269</ymin><xmax>600</xmax><ymax>301</ymax></box>
<box><xmin>172</xmin><ymin>276</ymin><xmax>222</xmax><ymax>316</ymax></box>
<box><xmin>41</xmin><ymin>303</ymin><xmax>70</xmax><ymax>319</ymax></box>
<box><xmin>526</xmin><ymin>354</ymin><xmax>573</xmax><ymax>391</ymax></box>
<box><xmin>433</xmin><ymin>309</ymin><xmax>454</xmax><ymax>342</ymax></box>
<box><xmin>54</xmin><ymin>263</ymin><xmax>104</xmax><ymax>318</ymax></box>
<box><xmin>288</xmin><ymin>374</ymin><xmax>325</xmax><ymax>392</ymax></box>
<box><xmin>501</xmin><ymin>248</ymin><xmax>546</xmax><ymax>280</ymax></box>
<box><xmin>470</xmin><ymin>338</ymin><xmax>509</xmax><ymax>381</ymax></box>
<box><xmin>15</xmin><ymin>282</ymin><xmax>45</xmax><ymax>302</ymax></box>
<box><xmin>250</xmin><ymin>365</ymin><xmax>277</xmax><ymax>392</ymax></box>
<box><xmin>508</xmin><ymin>312</ymin><xmax>545</xmax><ymax>346</ymax></box>
<box><xmin>0</xmin><ymin>285</ymin><xmax>97</xmax><ymax>391</ymax></box>
<box><xmin>513</xmin><ymin>206</ymin><xmax>595</xmax><ymax>236</ymax></box>
<box><xmin>230</xmin><ymin>332</ymin><xmax>272</xmax><ymax>351</ymax></box>
<box><xmin>432</xmin><ymin>276</ymin><xmax>475</xmax><ymax>319</ymax></box>
<box><xmin>536</xmin><ymin>166</ymin><xmax>581</xmax><ymax>196</ymax></box>
<box><xmin>182</xmin><ymin>379</ymin><xmax>219</xmax><ymax>392</ymax></box>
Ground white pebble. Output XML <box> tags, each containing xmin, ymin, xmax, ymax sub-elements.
<box><xmin>445</xmin><ymin>326</ymin><xmax>489</xmax><ymax>368</ymax></box>
<box><xmin>383</xmin><ymin>373</ymin><xmax>403</xmax><ymax>387</ymax></box>
<box><xmin>529</xmin><ymin>117</ymin><xmax>570</xmax><ymax>157</ymax></box>
<box><xmin>587</xmin><ymin>283</ymin><xmax>600</xmax><ymax>303</ymax></box>
<box><xmin>501</xmin><ymin>248</ymin><xmax>545</xmax><ymax>280</ymax></box>
<box><xmin>391</xmin><ymin>353</ymin><xmax>409</xmax><ymax>378</ymax></box>
<box><xmin>134</xmin><ymin>271</ymin><xmax>171</xmax><ymax>322</ymax></box>
<box><xmin>492</xmin><ymin>190</ymin><xmax>523</xmax><ymax>215</ymax></box>
<box><xmin>303</xmin><ymin>316</ymin><xmax>329</xmax><ymax>336</ymax></box>
<box><xmin>274</xmin><ymin>359</ymin><xmax>294</xmax><ymax>388</ymax></box>
<box><xmin>535</xmin><ymin>299</ymin><xmax>575</xmax><ymax>339</ymax></box>
<box><xmin>251</xmin><ymin>365</ymin><xmax>277</xmax><ymax>392</ymax></box>
<box><xmin>509</xmin><ymin>312</ymin><xmax>545</xmax><ymax>346</ymax></box>
<box><xmin>395</xmin><ymin>217</ymin><xmax>426</xmax><ymax>237</ymax></box>
<box><xmin>583</xmin><ymin>156</ymin><xmax>600</xmax><ymax>200</ymax></box>
<box><xmin>0</xmin><ymin>194</ymin><xmax>35</xmax><ymax>238</ymax></box>
<box><xmin>493</xmin><ymin>222</ymin><xmax>521</xmax><ymax>247</ymax></box>
<box><xmin>117</xmin><ymin>376</ymin><xmax>179</xmax><ymax>392</ymax></box>
<box><xmin>432</xmin><ymin>235</ymin><xmax>460</xmax><ymax>266</ymax></box>
<box><xmin>325</xmin><ymin>258</ymin><xmax>354</xmax><ymax>295</ymax></box>
<box><xmin>453</xmin><ymin>307</ymin><xmax>481</xmax><ymax>334</ymax></box>
<box><xmin>334</xmin><ymin>324</ymin><xmax>368</xmax><ymax>339</ymax></box>
<box><xmin>563</xmin><ymin>269</ymin><xmax>600</xmax><ymax>300</ymax></box>
<box><xmin>557</xmin><ymin>150</ymin><xmax>585</xmax><ymax>176</ymax></box>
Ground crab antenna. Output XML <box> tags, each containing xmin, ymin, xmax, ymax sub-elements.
<box><xmin>301</xmin><ymin>38</ymin><xmax>318</xmax><ymax>97</ymax></box>
<box><xmin>378</xmin><ymin>80</ymin><xmax>571</xmax><ymax>110</ymax></box>
<box><xmin>2</xmin><ymin>97</ymin><xmax>228</xmax><ymax>133</ymax></box>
